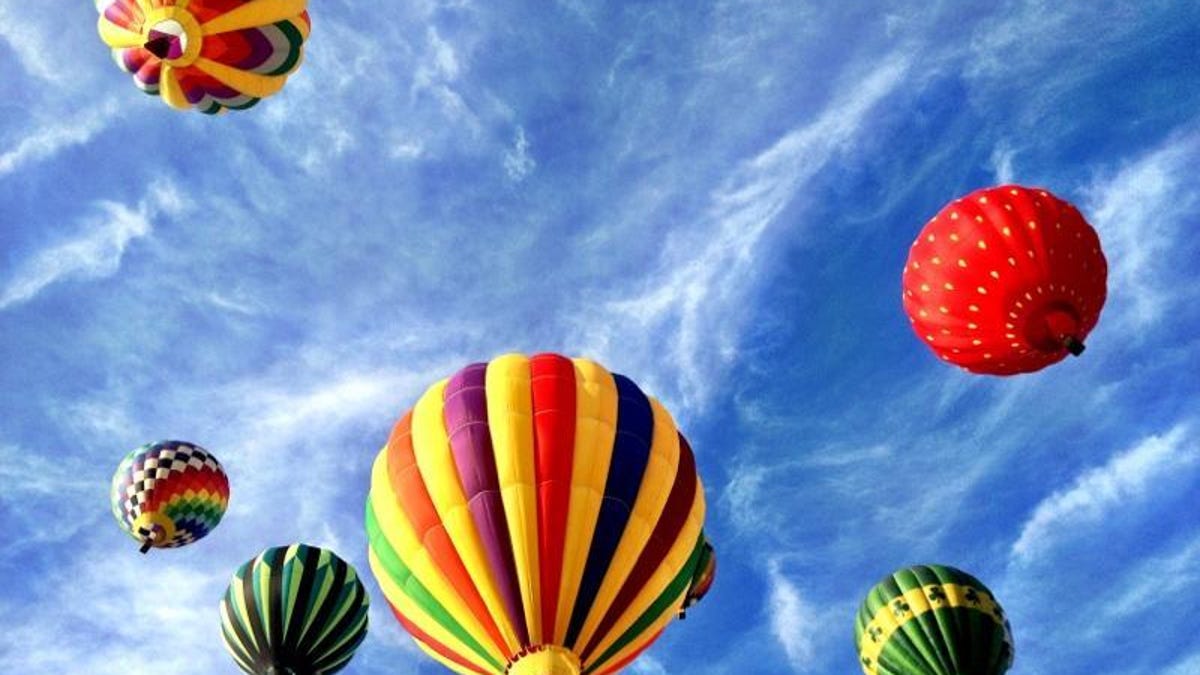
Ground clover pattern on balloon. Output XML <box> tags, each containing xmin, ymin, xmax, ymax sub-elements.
<box><xmin>965</xmin><ymin>588</ymin><xmax>981</xmax><ymax>605</ymax></box>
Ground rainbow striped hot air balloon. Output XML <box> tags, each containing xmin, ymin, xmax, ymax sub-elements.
<box><xmin>855</xmin><ymin>564</ymin><xmax>1014</xmax><ymax>675</ymax></box>
<box><xmin>110</xmin><ymin>440</ymin><xmax>230</xmax><ymax>553</ymax></box>
<box><xmin>96</xmin><ymin>0</ymin><xmax>310</xmax><ymax>114</ymax></box>
<box><xmin>365</xmin><ymin>353</ymin><xmax>712</xmax><ymax>675</ymax></box>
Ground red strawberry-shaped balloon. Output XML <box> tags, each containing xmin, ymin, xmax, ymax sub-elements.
<box><xmin>902</xmin><ymin>185</ymin><xmax>1107</xmax><ymax>375</ymax></box>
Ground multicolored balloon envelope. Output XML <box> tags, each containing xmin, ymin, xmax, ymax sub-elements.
<box><xmin>365</xmin><ymin>353</ymin><xmax>712</xmax><ymax>675</ymax></box>
<box><xmin>855</xmin><ymin>564</ymin><xmax>1014</xmax><ymax>675</ymax></box>
<box><xmin>219</xmin><ymin>544</ymin><xmax>370</xmax><ymax>675</ymax></box>
<box><xmin>110</xmin><ymin>440</ymin><xmax>230</xmax><ymax>553</ymax></box>
<box><xmin>96</xmin><ymin>0</ymin><xmax>310</xmax><ymax>114</ymax></box>
<box><xmin>902</xmin><ymin>185</ymin><xmax>1107</xmax><ymax>375</ymax></box>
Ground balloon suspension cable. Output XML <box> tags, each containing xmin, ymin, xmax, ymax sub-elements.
<box><xmin>1063</xmin><ymin>336</ymin><xmax>1085</xmax><ymax>357</ymax></box>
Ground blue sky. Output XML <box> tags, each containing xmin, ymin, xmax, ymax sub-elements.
<box><xmin>2</xmin><ymin>1</ymin><xmax>1199</xmax><ymax>673</ymax></box>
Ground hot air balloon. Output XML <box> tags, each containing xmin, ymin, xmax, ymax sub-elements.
<box><xmin>855</xmin><ymin>564</ymin><xmax>1013</xmax><ymax>675</ymax></box>
<box><xmin>365</xmin><ymin>353</ymin><xmax>710</xmax><ymax>675</ymax></box>
<box><xmin>677</xmin><ymin>536</ymin><xmax>715</xmax><ymax>619</ymax></box>
<box><xmin>220</xmin><ymin>544</ymin><xmax>370</xmax><ymax>674</ymax></box>
<box><xmin>902</xmin><ymin>185</ymin><xmax>1107</xmax><ymax>375</ymax></box>
<box><xmin>96</xmin><ymin>0</ymin><xmax>310</xmax><ymax>114</ymax></box>
<box><xmin>110</xmin><ymin>440</ymin><xmax>230</xmax><ymax>553</ymax></box>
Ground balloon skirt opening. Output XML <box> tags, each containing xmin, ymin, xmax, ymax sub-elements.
<box><xmin>507</xmin><ymin>645</ymin><xmax>582</xmax><ymax>675</ymax></box>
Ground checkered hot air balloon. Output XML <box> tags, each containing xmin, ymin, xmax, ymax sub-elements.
<box><xmin>110</xmin><ymin>440</ymin><xmax>230</xmax><ymax>553</ymax></box>
<box><xmin>96</xmin><ymin>0</ymin><xmax>310</xmax><ymax>114</ymax></box>
<box><xmin>365</xmin><ymin>353</ymin><xmax>711</xmax><ymax>675</ymax></box>
<box><xmin>220</xmin><ymin>544</ymin><xmax>370</xmax><ymax>675</ymax></box>
<box><xmin>855</xmin><ymin>564</ymin><xmax>1014</xmax><ymax>675</ymax></box>
<box><xmin>902</xmin><ymin>185</ymin><xmax>1107</xmax><ymax>375</ymax></box>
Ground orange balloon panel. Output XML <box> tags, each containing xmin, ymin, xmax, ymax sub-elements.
<box><xmin>902</xmin><ymin>185</ymin><xmax>1107</xmax><ymax>375</ymax></box>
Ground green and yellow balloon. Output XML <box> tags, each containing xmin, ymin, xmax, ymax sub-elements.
<box><xmin>854</xmin><ymin>564</ymin><xmax>1013</xmax><ymax>675</ymax></box>
<box><xmin>219</xmin><ymin>544</ymin><xmax>369</xmax><ymax>674</ymax></box>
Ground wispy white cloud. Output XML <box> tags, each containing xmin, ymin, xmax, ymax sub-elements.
<box><xmin>298</xmin><ymin>119</ymin><xmax>358</xmax><ymax>173</ymax></box>
<box><xmin>629</xmin><ymin>655</ymin><xmax>668</xmax><ymax>675</ymax></box>
<box><xmin>722</xmin><ymin>461</ymin><xmax>773</xmax><ymax>537</ymax></box>
<box><xmin>0</xmin><ymin>540</ymin><xmax>233</xmax><ymax>674</ymax></box>
<box><xmin>390</xmin><ymin>138</ymin><xmax>426</xmax><ymax>160</ymax></box>
<box><xmin>990</xmin><ymin>142</ymin><xmax>1016</xmax><ymax>184</ymax></box>
<box><xmin>0</xmin><ymin>100</ymin><xmax>119</xmax><ymax>177</ymax></box>
<box><xmin>251</xmin><ymin>17</ymin><xmax>382</xmax><ymax>173</ymax></box>
<box><xmin>0</xmin><ymin>180</ymin><xmax>184</xmax><ymax>310</ymax></box>
<box><xmin>1002</xmin><ymin>513</ymin><xmax>1200</xmax><ymax>674</ymax></box>
<box><xmin>1162</xmin><ymin>651</ymin><xmax>1200</xmax><ymax>675</ymax></box>
<box><xmin>1010</xmin><ymin>424</ymin><xmax>1197</xmax><ymax>563</ymax></box>
<box><xmin>0</xmin><ymin>2</ymin><xmax>83</xmax><ymax>83</ymax></box>
<box><xmin>1095</xmin><ymin>533</ymin><xmax>1200</xmax><ymax>626</ymax></box>
<box><xmin>572</xmin><ymin>56</ymin><xmax>911</xmax><ymax>415</ymax></box>
<box><xmin>0</xmin><ymin>443</ymin><xmax>95</xmax><ymax>514</ymax></box>
<box><xmin>421</xmin><ymin>25</ymin><xmax>462</xmax><ymax>83</ymax></box>
<box><xmin>202</xmin><ymin>290</ymin><xmax>265</xmax><ymax>317</ymax></box>
<box><xmin>964</xmin><ymin>3</ymin><xmax>1159</xmax><ymax>98</ymax></box>
<box><xmin>411</xmin><ymin>24</ymin><xmax>482</xmax><ymax>133</ymax></box>
<box><xmin>1083</xmin><ymin>130</ymin><xmax>1200</xmax><ymax>334</ymax></box>
<box><xmin>504</xmin><ymin>126</ymin><xmax>535</xmax><ymax>181</ymax></box>
<box><xmin>552</xmin><ymin>0</ymin><xmax>599</xmax><ymax>28</ymax></box>
<box><xmin>766</xmin><ymin>559</ymin><xmax>818</xmax><ymax>672</ymax></box>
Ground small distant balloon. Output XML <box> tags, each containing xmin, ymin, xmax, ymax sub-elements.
<box><xmin>219</xmin><ymin>544</ymin><xmax>370</xmax><ymax>674</ymax></box>
<box><xmin>855</xmin><ymin>564</ymin><xmax>1013</xmax><ymax>675</ymax></box>
<box><xmin>902</xmin><ymin>185</ymin><xmax>1107</xmax><ymax>375</ymax></box>
<box><xmin>678</xmin><ymin>535</ymin><xmax>715</xmax><ymax>618</ymax></box>
<box><xmin>96</xmin><ymin>0</ymin><xmax>311</xmax><ymax>114</ymax></box>
<box><xmin>110</xmin><ymin>440</ymin><xmax>229</xmax><ymax>553</ymax></box>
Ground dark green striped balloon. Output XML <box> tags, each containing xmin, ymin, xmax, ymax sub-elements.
<box><xmin>219</xmin><ymin>544</ymin><xmax>370</xmax><ymax>674</ymax></box>
<box><xmin>854</xmin><ymin>564</ymin><xmax>1013</xmax><ymax>675</ymax></box>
